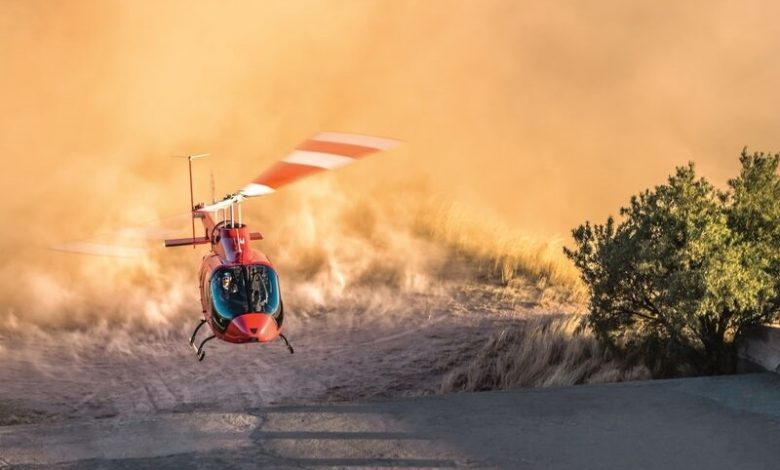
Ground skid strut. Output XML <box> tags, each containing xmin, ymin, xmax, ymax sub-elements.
<box><xmin>192</xmin><ymin>335</ymin><xmax>216</xmax><ymax>361</ymax></box>
<box><xmin>189</xmin><ymin>319</ymin><xmax>206</xmax><ymax>345</ymax></box>
<box><xmin>279</xmin><ymin>333</ymin><xmax>294</xmax><ymax>354</ymax></box>
<box><xmin>189</xmin><ymin>319</ymin><xmax>214</xmax><ymax>361</ymax></box>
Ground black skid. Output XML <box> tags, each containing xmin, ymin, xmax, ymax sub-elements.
<box><xmin>194</xmin><ymin>335</ymin><xmax>216</xmax><ymax>361</ymax></box>
<box><xmin>189</xmin><ymin>319</ymin><xmax>213</xmax><ymax>361</ymax></box>
<box><xmin>279</xmin><ymin>333</ymin><xmax>294</xmax><ymax>354</ymax></box>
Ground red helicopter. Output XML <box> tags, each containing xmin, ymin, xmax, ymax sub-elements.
<box><xmin>160</xmin><ymin>132</ymin><xmax>400</xmax><ymax>360</ymax></box>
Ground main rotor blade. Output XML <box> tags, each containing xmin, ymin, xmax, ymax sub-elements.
<box><xmin>50</xmin><ymin>213</ymin><xmax>193</xmax><ymax>257</ymax></box>
<box><xmin>198</xmin><ymin>132</ymin><xmax>400</xmax><ymax>212</ymax></box>
<box><xmin>51</xmin><ymin>241</ymin><xmax>148</xmax><ymax>258</ymax></box>
<box><xmin>171</xmin><ymin>153</ymin><xmax>210</xmax><ymax>160</ymax></box>
<box><xmin>242</xmin><ymin>132</ymin><xmax>400</xmax><ymax>196</ymax></box>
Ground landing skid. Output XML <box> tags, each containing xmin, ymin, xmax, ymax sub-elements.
<box><xmin>280</xmin><ymin>333</ymin><xmax>295</xmax><ymax>354</ymax></box>
<box><xmin>189</xmin><ymin>319</ymin><xmax>214</xmax><ymax>361</ymax></box>
<box><xmin>189</xmin><ymin>318</ymin><xmax>295</xmax><ymax>360</ymax></box>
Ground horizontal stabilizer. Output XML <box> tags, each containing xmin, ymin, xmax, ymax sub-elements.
<box><xmin>164</xmin><ymin>232</ymin><xmax>262</xmax><ymax>247</ymax></box>
<box><xmin>164</xmin><ymin>236</ymin><xmax>210</xmax><ymax>248</ymax></box>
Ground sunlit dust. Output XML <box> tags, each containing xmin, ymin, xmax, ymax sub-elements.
<box><xmin>0</xmin><ymin>1</ymin><xmax>779</xmax><ymax>412</ymax></box>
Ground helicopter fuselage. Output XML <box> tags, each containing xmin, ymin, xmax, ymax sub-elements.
<box><xmin>186</xmin><ymin>212</ymin><xmax>285</xmax><ymax>346</ymax></box>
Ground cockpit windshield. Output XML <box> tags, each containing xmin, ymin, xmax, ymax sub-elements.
<box><xmin>211</xmin><ymin>264</ymin><xmax>281</xmax><ymax>321</ymax></box>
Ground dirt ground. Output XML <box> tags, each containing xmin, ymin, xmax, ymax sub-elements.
<box><xmin>0</xmin><ymin>284</ymin><xmax>552</xmax><ymax>426</ymax></box>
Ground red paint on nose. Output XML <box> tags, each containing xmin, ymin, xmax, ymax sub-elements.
<box><xmin>225</xmin><ymin>313</ymin><xmax>278</xmax><ymax>343</ymax></box>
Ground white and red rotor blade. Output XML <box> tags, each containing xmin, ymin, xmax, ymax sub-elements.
<box><xmin>197</xmin><ymin>132</ymin><xmax>400</xmax><ymax>212</ymax></box>
<box><xmin>241</xmin><ymin>132</ymin><xmax>400</xmax><ymax>197</ymax></box>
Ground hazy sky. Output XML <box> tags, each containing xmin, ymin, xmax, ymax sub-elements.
<box><xmin>2</xmin><ymin>0</ymin><xmax>779</xmax><ymax>240</ymax></box>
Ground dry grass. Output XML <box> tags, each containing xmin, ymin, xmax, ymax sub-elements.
<box><xmin>0</xmin><ymin>403</ymin><xmax>51</xmax><ymax>426</ymax></box>
<box><xmin>441</xmin><ymin>314</ymin><xmax>650</xmax><ymax>392</ymax></box>
<box><xmin>413</xmin><ymin>202</ymin><xmax>640</xmax><ymax>392</ymax></box>
<box><xmin>414</xmin><ymin>203</ymin><xmax>587</xmax><ymax>306</ymax></box>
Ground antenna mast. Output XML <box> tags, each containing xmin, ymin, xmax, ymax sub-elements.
<box><xmin>210</xmin><ymin>171</ymin><xmax>216</xmax><ymax>203</ymax></box>
<box><xmin>173</xmin><ymin>153</ymin><xmax>209</xmax><ymax>248</ymax></box>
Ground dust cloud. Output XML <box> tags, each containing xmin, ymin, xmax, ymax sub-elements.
<box><xmin>1</xmin><ymin>0</ymin><xmax>779</xmax><ymax>331</ymax></box>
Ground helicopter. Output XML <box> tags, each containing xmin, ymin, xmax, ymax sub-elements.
<box><xmin>161</xmin><ymin>132</ymin><xmax>400</xmax><ymax>360</ymax></box>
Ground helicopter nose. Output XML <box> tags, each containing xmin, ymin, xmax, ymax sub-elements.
<box><xmin>230</xmin><ymin>313</ymin><xmax>278</xmax><ymax>342</ymax></box>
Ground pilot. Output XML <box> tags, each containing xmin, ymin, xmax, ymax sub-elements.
<box><xmin>249</xmin><ymin>270</ymin><xmax>269</xmax><ymax>309</ymax></box>
<box><xmin>220</xmin><ymin>272</ymin><xmax>238</xmax><ymax>294</ymax></box>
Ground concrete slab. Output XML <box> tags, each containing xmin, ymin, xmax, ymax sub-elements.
<box><xmin>739</xmin><ymin>325</ymin><xmax>780</xmax><ymax>374</ymax></box>
<box><xmin>2</xmin><ymin>374</ymin><xmax>779</xmax><ymax>469</ymax></box>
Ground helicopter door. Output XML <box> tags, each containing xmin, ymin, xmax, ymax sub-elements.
<box><xmin>200</xmin><ymin>269</ymin><xmax>211</xmax><ymax>316</ymax></box>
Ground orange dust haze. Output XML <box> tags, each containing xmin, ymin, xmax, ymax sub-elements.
<box><xmin>1</xmin><ymin>0</ymin><xmax>779</xmax><ymax>327</ymax></box>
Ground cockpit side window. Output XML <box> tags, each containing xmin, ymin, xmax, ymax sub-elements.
<box><xmin>247</xmin><ymin>265</ymin><xmax>280</xmax><ymax>314</ymax></box>
<box><xmin>210</xmin><ymin>266</ymin><xmax>247</xmax><ymax>329</ymax></box>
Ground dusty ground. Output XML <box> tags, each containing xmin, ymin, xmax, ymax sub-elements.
<box><xmin>0</xmin><ymin>283</ymin><xmax>555</xmax><ymax>426</ymax></box>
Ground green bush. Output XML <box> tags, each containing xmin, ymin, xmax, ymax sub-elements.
<box><xmin>565</xmin><ymin>150</ymin><xmax>780</xmax><ymax>376</ymax></box>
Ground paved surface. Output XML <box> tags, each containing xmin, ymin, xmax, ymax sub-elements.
<box><xmin>2</xmin><ymin>373</ymin><xmax>779</xmax><ymax>469</ymax></box>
